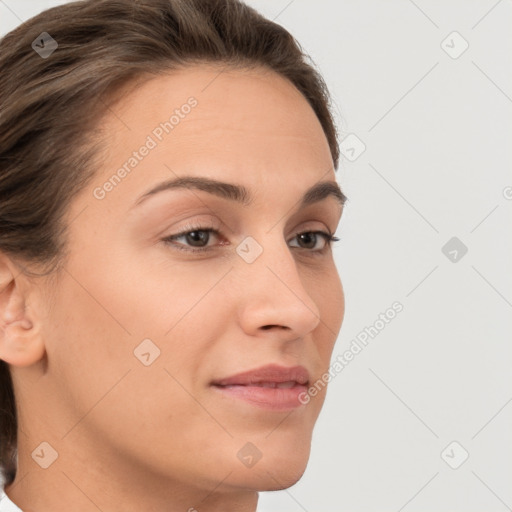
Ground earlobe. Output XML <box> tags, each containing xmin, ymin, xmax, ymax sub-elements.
<box><xmin>0</xmin><ymin>257</ymin><xmax>46</xmax><ymax>367</ymax></box>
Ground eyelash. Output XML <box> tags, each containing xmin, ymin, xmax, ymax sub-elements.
<box><xmin>162</xmin><ymin>222</ymin><xmax>340</xmax><ymax>255</ymax></box>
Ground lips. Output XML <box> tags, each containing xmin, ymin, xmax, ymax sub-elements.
<box><xmin>211</xmin><ymin>364</ymin><xmax>310</xmax><ymax>411</ymax></box>
<box><xmin>211</xmin><ymin>364</ymin><xmax>310</xmax><ymax>387</ymax></box>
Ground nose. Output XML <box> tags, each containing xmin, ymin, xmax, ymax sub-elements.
<box><xmin>236</xmin><ymin>237</ymin><xmax>322</xmax><ymax>341</ymax></box>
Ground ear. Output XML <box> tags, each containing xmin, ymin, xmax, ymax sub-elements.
<box><xmin>0</xmin><ymin>254</ymin><xmax>46</xmax><ymax>367</ymax></box>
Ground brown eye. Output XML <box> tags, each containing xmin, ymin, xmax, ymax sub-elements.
<box><xmin>182</xmin><ymin>230</ymin><xmax>211</xmax><ymax>247</ymax></box>
<box><xmin>296</xmin><ymin>232</ymin><xmax>318</xmax><ymax>249</ymax></box>
<box><xmin>162</xmin><ymin>225</ymin><xmax>222</xmax><ymax>253</ymax></box>
<box><xmin>289</xmin><ymin>231</ymin><xmax>339</xmax><ymax>252</ymax></box>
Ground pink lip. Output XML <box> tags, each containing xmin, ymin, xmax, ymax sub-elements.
<box><xmin>211</xmin><ymin>364</ymin><xmax>310</xmax><ymax>411</ymax></box>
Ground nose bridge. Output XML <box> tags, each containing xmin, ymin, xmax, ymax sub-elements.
<box><xmin>235</xmin><ymin>232</ymin><xmax>321</xmax><ymax>335</ymax></box>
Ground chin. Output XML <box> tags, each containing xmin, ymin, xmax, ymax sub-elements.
<box><xmin>227</xmin><ymin>444</ymin><xmax>312</xmax><ymax>492</ymax></box>
<box><xmin>262</xmin><ymin>463</ymin><xmax>308</xmax><ymax>491</ymax></box>
<box><xmin>238</xmin><ymin>463</ymin><xmax>309</xmax><ymax>492</ymax></box>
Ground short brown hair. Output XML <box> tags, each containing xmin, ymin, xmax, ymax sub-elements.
<box><xmin>0</xmin><ymin>0</ymin><xmax>340</xmax><ymax>487</ymax></box>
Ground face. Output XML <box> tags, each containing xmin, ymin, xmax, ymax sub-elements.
<box><xmin>12</xmin><ymin>65</ymin><xmax>345</xmax><ymax>498</ymax></box>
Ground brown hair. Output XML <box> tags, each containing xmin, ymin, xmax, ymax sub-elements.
<box><xmin>0</xmin><ymin>0</ymin><xmax>340</xmax><ymax>487</ymax></box>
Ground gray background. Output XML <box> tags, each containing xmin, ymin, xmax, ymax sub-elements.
<box><xmin>1</xmin><ymin>1</ymin><xmax>511</xmax><ymax>511</ymax></box>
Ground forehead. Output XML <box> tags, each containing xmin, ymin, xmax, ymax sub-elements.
<box><xmin>110</xmin><ymin>64</ymin><xmax>323</xmax><ymax>127</ymax></box>
<box><xmin>87</xmin><ymin>65</ymin><xmax>335</xmax><ymax>214</ymax></box>
<box><xmin>102</xmin><ymin>64</ymin><xmax>331</xmax><ymax>160</ymax></box>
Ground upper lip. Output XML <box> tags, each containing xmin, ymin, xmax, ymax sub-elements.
<box><xmin>211</xmin><ymin>364</ymin><xmax>310</xmax><ymax>386</ymax></box>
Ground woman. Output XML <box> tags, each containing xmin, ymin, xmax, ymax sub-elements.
<box><xmin>0</xmin><ymin>0</ymin><xmax>347</xmax><ymax>510</ymax></box>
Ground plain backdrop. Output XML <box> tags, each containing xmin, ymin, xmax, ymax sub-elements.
<box><xmin>1</xmin><ymin>1</ymin><xmax>511</xmax><ymax>511</ymax></box>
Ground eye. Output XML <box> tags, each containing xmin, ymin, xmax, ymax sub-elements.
<box><xmin>288</xmin><ymin>231</ymin><xmax>339</xmax><ymax>253</ymax></box>
<box><xmin>162</xmin><ymin>223</ymin><xmax>339</xmax><ymax>254</ymax></box>
<box><xmin>162</xmin><ymin>222</ymin><xmax>223</xmax><ymax>253</ymax></box>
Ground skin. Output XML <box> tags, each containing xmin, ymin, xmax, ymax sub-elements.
<box><xmin>0</xmin><ymin>64</ymin><xmax>345</xmax><ymax>512</ymax></box>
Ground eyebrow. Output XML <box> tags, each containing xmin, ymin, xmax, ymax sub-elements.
<box><xmin>133</xmin><ymin>175</ymin><xmax>347</xmax><ymax>210</ymax></box>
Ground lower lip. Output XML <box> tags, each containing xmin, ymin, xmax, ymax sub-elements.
<box><xmin>212</xmin><ymin>384</ymin><xmax>308</xmax><ymax>410</ymax></box>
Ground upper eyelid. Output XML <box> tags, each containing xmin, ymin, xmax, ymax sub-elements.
<box><xmin>169</xmin><ymin>224</ymin><xmax>334</xmax><ymax>240</ymax></box>
<box><xmin>170</xmin><ymin>214</ymin><xmax>336</xmax><ymax>234</ymax></box>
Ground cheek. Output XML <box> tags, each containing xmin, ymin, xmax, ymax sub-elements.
<box><xmin>310</xmin><ymin>264</ymin><xmax>345</xmax><ymax>346</ymax></box>
<box><xmin>327</xmin><ymin>273</ymin><xmax>345</xmax><ymax>338</ymax></box>
<box><xmin>41</xmin><ymin>264</ymin><xmax>221</xmax><ymax>465</ymax></box>
<box><xmin>69</xmin><ymin>239</ymin><xmax>224</xmax><ymax>337</ymax></box>
<box><xmin>57</xmin><ymin>247</ymin><xmax>230</xmax><ymax>387</ymax></box>
<box><xmin>41</xmin><ymin>272</ymin><xmax>133</xmax><ymax>403</ymax></box>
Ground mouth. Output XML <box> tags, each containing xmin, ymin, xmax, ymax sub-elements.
<box><xmin>218</xmin><ymin>380</ymin><xmax>300</xmax><ymax>389</ymax></box>
<box><xmin>210</xmin><ymin>364</ymin><xmax>310</xmax><ymax>411</ymax></box>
